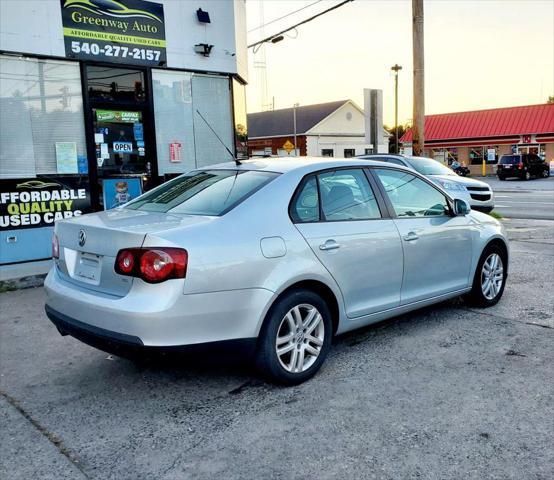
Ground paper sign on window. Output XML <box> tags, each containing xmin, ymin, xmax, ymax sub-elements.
<box><xmin>170</xmin><ymin>142</ymin><xmax>182</xmax><ymax>162</ymax></box>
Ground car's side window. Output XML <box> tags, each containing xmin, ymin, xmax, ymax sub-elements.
<box><xmin>317</xmin><ymin>169</ymin><xmax>381</xmax><ymax>221</ymax></box>
<box><xmin>374</xmin><ymin>168</ymin><xmax>450</xmax><ymax>218</ymax></box>
<box><xmin>291</xmin><ymin>175</ymin><xmax>320</xmax><ymax>223</ymax></box>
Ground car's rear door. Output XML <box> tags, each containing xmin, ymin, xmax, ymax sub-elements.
<box><xmin>291</xmin><ymin>168</ymin><xmax>403</xmax><ymax>318</ymax></box>
<box><xmin>371</xmin><ymin>167</ymin><xmax>473</xmax><ymax>305</ymax></box>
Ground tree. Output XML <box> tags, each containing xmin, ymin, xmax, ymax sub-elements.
<box><xmin>385</xmin><ymin>124</ymin><xmax>410</xmax><ymax>154</ymax></box>
<box><xmin>547</xmin><ymin>96</ymin><xmax>554</xmax><ymax>104</ymax></box>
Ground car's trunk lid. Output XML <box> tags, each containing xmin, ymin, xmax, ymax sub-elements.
<box><xmin>55</xmin><ymin>208</ymin><xmax>207</xmax><ymax>297</ymax></box>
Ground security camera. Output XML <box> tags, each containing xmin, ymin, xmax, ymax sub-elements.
<box><xmin>194</xmin><ymin>43</ymin><xmax>214</xmax><ymax>57</ymax></box>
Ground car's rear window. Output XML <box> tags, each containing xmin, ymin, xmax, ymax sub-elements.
<box><xmin>499</xmin><ymin>155</ymin><xmax>520</xmax><ymax>165</ymax></box>
<box><xmin>125</xmin><ymin>170</ymin><xmax>279</xmax><ymax>215</ymax></box>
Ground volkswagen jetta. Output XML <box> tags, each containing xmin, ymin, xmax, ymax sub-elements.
<box><xmin>45</xmin><ymin>158</ymin><xmax>509</xmax><ymax>384</ymax></box>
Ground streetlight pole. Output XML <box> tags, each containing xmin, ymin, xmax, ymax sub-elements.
<box><xmin>293</xmin><ymin>103</ymin><xmax>299</xmax><ymax>156</ymax></box>
<box><xmin>391</xmin><ymin>64</ymin><xmax>402</xmax><ymax>154</ymax></box>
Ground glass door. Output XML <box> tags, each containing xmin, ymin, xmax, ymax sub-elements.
<box><xmin>85</xmin><ymin>64</ymin><xmax>156</xmax><ymax>209</ymax></box>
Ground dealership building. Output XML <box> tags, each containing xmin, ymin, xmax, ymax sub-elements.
<box><xmin>0</xmin><ymin>0</ymin><xmax>248</xmax><ymax>278</ymax></box>
<box><xmin>401</xmin><ymin>103</ymin><xmax>554</xmax><ymax>175</ymax></box>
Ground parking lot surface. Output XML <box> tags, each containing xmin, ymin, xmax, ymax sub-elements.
<box><xmin>481</xmin><ymin>176</ymin><xmax>554</xmax><ymax>220</ymax></box>
<box><xmin>1</xmin><ymin>219</ymin><xmax>553</xmax><ymax>480</ymax></box>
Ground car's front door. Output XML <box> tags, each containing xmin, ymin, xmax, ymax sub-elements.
<box><xmin>372</xmin><ymin>168</ymin><xmax>474</xmax><ymax>305</ymax></box>
<box><xmin>291</xmin><ymin>168</ymin><xmax>403</xmax><ymax>318</ymax></box>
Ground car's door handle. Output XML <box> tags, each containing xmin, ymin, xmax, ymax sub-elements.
<box><xmin>319</xmin><ymin>240</ymin><xmax>341</xmax><ymax>251</ymax></box>
<box><xmin>403</xmin><ymin>232</ymin><xmax>419</xmax><ymax>242</ymax></box>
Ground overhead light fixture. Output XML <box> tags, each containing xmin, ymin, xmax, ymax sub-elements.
<box><xmin>196</xmin><ymin>8</ymin><xmax>211</xmax><ymax>23</ymax></box>
<box><xmin>194</xmin><ymin>43</ymin><xmax>213</xmax><ymax>57</ymax></box>
<box><xmin>270</xmin><ymin>35</ymin><xmax>284</xmax><ymax>44</ymax></box>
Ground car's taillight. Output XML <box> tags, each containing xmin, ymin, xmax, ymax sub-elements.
<box><xmin>115</xmin><ymin>248</ymin><xmax>188</xmax><ymax>283</ymax></box>
<box><xmin>52</xmin><ymin>233</ymin><xmax>59</xmax><ymax>259</ymax></box>
<box><xmin>518</xmin><ymin>162</ymin><xmax>523</xmax><ymax>169</ymax></box>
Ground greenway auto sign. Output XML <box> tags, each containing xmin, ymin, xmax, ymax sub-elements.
<box><xmin>61</xmin><ymin>0</ymin><xmax>166</xmax><ymax>66</ymax></box>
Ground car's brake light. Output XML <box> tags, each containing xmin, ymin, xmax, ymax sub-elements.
<box><xmin>115</xmin><ymin>248</ymin><xmax>188</xmax><ymax>283</ymax></box>
<box><xmin>517</xmin><ymin>162</ymin><xmax>523</xmax><ymax>169</ymax></box>
<box><xmin>52</xmin><ymin>233</ymin><xmax>59</xmax><ymax>259</ymax></box>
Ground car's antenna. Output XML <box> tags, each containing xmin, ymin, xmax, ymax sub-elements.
<box><xmin>195</xmin><ymin>109</ymin><xmax>241</xmax><ymax>166</ymax></box>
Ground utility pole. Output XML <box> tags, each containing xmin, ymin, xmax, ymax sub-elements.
<box><xmin>293</xmin><ymin>103</ymin><xmax>299</xmax><ymax>156</ymax></box>
<box><xmin>412</xmin><ymin>0</ymin><xmax>425</xmax><ymax>156</ymax></box>
<box><xmin>391</xmin><ymin>64</ymin><xmax>402</xmax><ymax>154</ymax></box>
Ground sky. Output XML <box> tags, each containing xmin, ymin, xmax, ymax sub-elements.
<box><xmin>245</xmin><ymin>0</ymin><xmax>554</xmax><ymax>126</ymax></box>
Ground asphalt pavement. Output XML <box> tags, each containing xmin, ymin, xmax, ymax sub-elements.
<box><xmin>479</xmin><ymin>176</ymin><xmax>554</xmax><ymax>220</ymax></box>
<box><xmin>1</xmin><ymin>219</ymin><xmax>553</xmax><ymax>480</ymax></box>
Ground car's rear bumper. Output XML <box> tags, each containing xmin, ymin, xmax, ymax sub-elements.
<box><xmin>44</xmin><ymin>267</ymin><xmax>273</xmax><ymax>348</ymax></box>
<box><xmin>45</xmin><ymin>305</ymin><xmax>257</xmax><ymax>358</ymax></box>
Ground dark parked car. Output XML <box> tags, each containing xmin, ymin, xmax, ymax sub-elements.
<box><xmin>497</xmin><ymin>154</ymin><xmax>550</xmax><ymax>180</ymax></box>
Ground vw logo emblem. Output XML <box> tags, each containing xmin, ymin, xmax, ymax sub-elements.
<box><xmin>78</xmin><ymin>229</ymin><xmax>86</xmax><ymax>247</ymax></box>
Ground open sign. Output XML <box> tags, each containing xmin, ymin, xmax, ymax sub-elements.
<box><xmin>113</xmin><ymin>142</ymin><xmax>133</xmax><ymax>153</ymax></box>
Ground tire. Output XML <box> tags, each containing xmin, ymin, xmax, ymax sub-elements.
<box><xmin>524</xmin><ymin>171</ymin><xmax>531</xmax><ymax>180</ymax></box>
<box><xmin>542</xmin><ymin>169</ymin><xmax>550</xmax><ymax>178</ymax></box>
<box><xmin>480</xmin><ymin>206</ymin><xmax>494</xmax><ymax>214</ymax></box>
<box><xmin>498</xmin><ymin>175</ymin><xmax>505</xmax><ymax>181</ymax></box>
<box><xmin>255</xmin><ymin>289</ymin><xmax>333</xmax><ymax>385</ymax></box>
<box><xmin>464</xmin><ymin>245</ymin><xmax>507</xmax><ymax>307</ymax></box>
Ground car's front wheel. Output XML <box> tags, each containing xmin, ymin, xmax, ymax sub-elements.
<box><xmin>542</xmin><ymin>169</ymin><xmax>550</xmax><ymax>178</ymax></box>
<box><xmin>464</xmin><ymin>245</ymin><xmax>507</xmax><ymax>307</ymax></box>
<box><xmin>255</xmin><ymin>289</ymin><xmax>332</xmax><ymax>385</ymax></box>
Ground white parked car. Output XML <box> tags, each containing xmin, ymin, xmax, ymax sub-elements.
<box><xmin>45</xmin><ymin>158</ymin><xmax>509</xmax><ymax>384</ymax></box>
<box><xmin>358</xmin><ymin>155</ymin><xmax>495</xmax><ymax>213</ymax></box>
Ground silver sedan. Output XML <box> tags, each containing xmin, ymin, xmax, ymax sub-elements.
<box><xmin>45</xmin><ymin>158</ymin><xmax>509</xmax><ymax>384</ymax></box>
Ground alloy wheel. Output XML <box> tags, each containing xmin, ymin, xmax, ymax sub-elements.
<box><xmin>275</xmin><ymin>304</ymin><xmax>324</xmax><ymax>373</ymax></box>
<box><xmin>481</xmin><ymin>253</ymin><xmax>504</xmax><ymax>300</ymax></box>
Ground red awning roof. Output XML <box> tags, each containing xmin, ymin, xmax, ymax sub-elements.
<box><xmin>401</xmin><ymin>104</ymin><xmax>554</xmax><ymax>143</ymax></box>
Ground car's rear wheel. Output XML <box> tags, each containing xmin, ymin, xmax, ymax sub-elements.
<box><xmin>255</xmin><ymin>289</ymin><xmax>332</xmax><ymax>385</ymax></box>
<box><xmin>542</xmin><ymin>169</ymin><xmax>550</xmax><ymax>178</ymax></box>
<box><xmin>464</xmin><ymin>245</ymin><xmax>507</xmax><ymax>307</ymax></box>
<box><xmin>524</xmin><ymin>171</ymin><xmax>531</xmax><ymax>180</ymax></box>
<box><xmin>498</xmin><ymin>175</ymin><xmax>505</xmax><ymax>181</ymax></box>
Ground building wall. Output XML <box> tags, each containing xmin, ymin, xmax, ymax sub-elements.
<box><xmin>545</xmin><ymin>143</ymin><xmax>554</xmax><ymax>162</ymax></box>
<box><xmin>248</xmin><ymin>136</ymin><xmax>307</xmax><ymax>157</ymax></box>
<box><xmin>0</xmin><ymin>0</ymin><xmax>245</xmax><ymax>79</ymax></box>
<box><xmin>308</xmin><ymin>102</ymin><xmax>365</xmax><ymax>135</ymax></box>
<box><xmin>0</xmin><ymin>0</ymin><xmax>246</xmax><ymax>268</ymax></box>
<box><xmin>307</xmin><ymin>101</ymin><xmax>389</xmax><ymax>153</ymax></box>
<box><xmin>306</xmin><ymin>136</ymin><xmax>373</xmax><ymax>157</ymax></box>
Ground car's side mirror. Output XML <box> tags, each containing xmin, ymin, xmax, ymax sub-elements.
<box><xmin>453</xmin><ymin>198</ymin><xmax>471</xmax><ymax>216</ymax></box>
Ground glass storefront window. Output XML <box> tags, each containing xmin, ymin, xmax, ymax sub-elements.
<box><xmin>152</xmin><ymin>71</ymin><xmax>234</xmax><ymax>173</ymax></box>
<box><xmin>86</xmin><ymin>66</ymin><xmax>146</xmax><ymax>103</ymax></box>
<box><xmin>192</xmin><ymin>74</ymin><xmax>234</xmax><ymax>167</ymax></box>
<box><xmin>152</xmin><ymin>69</ymin><xmax>195</xmax><ymax>174</ymax></box>
<box><xmin>0</xmin><ymin>55</ymin><xmax>87</xmax><ymax>178</ymax></box>
<box><xmin>469</xmin><ymin>147</ymin><xmax>484</xmax><ymax>165</ymax></box>
<box><xmin>445</xmin><ymin>148</ymin><xmax>458</xmax><ymax>164</ymax></box>
<box><xmin>516</xmin><ymin>144</ymin><xmax>545</xmax><ymax>159</ymax></box>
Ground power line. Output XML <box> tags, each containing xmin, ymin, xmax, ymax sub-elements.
<box><xmin>248</xmin><ymin>0</ymin><xmax>354</xmax><ymax>49</ymax></box>
<box><xmin>247</xmin><ymin>0</ymin><xmax>323</xmax><ymax>33</ymax></box>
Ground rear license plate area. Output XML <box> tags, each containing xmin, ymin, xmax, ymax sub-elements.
<box><xmin>76</xmin><ymin>252</ymin><xmax>102</xmax><ymax>284</ymax></box>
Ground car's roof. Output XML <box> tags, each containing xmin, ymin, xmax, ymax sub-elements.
<box><xmin>202</xmin><ymin>156</ymin><xmax>397</xmax><ymax>174</ymax></box>
<box><xmin>358</xmin><ymin>154</ymin><xmax>432</xmax><ymax>163</ymax></box>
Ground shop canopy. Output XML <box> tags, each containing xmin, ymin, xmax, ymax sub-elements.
<box><xmin>401</xmin><ymin>104</ymin><xmax>554</xmax><ymax>144</ymax></box>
